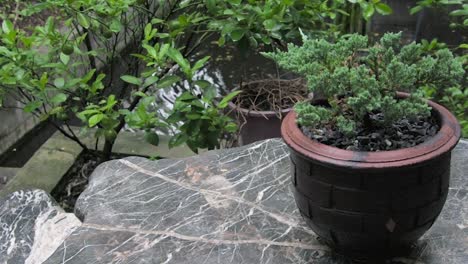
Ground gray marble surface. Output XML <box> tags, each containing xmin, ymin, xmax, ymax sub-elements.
<box><xmin>0</xmin><ymin>190</ymin><xmax>81</xmax><ymax>264</ymax></box>
<box><xmin>0</xmin><ymin>139</ymin><xmax>467</xmax><ymax>264</ymax></box>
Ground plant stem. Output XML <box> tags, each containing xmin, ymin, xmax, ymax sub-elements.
<box><xmin>102</xmin><ymin>139</ymin><xmax>114</xmax><ymax>161</ymax></box>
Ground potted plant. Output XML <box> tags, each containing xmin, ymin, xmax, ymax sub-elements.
<box><xmin>207</xmin><ymin>0</ymin><xmax>392</xmax><ymax>146</ymax></box>
<box><xmin>263</xmin><ymin>32</ymin><xmax>465</xmax><ymax>256</ymax></box>
<box><xmin>228</xmin><ymin>78</ymin><xmax>308</xmax><ymax>145</ymax></box>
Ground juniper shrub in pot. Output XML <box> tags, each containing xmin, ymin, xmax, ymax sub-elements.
<box><xmin>263</xmin><ymin>33</ymin><xmax>465</xmax><ymax>256</ymax></box>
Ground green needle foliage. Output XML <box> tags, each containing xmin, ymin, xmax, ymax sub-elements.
<box><xmin>263</xmin><ymin>32</ymin><xmax>465</xmax><ymax>136</ymax></box>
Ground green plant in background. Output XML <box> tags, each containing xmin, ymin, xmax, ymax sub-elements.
<box><xmin>0</xmin><ymin>0</ymin><xmax>394</xmax><ymax>162</ymax></box>
<box><xmin>0</xmin><ymin>0</ymin><xmax>142</xmax><ymax>156</ymax></box>
<box><xmin>263</xmin><ymin>32</ymin><xmax>465</xmax><ymax>136</ymax></box>
<box><xmin>0</xmin><ymin>0</ymin><xmax>233</xmax><ymax>160</ymax></box>
<box><xmin>410</xmin><ymin>0</ymin><xmax>467</xmax><ymax>137</ymax></box>
<box><xmin>206</xmin><ymin>0</ymin><xmax>392</xmax><ymax>50</ymax></box>
<box><xmin>420</xmin><ymin>38</ymin><xmax>448</xmax><ymax>53</ymax></box>
<box><xmin>167</xmin><ymin>90</ymin><xmax>241</xmax><ymax>153</ymax></box>
<box><xmin>206</xmin><ymin>0</ymin><xmax>339</xmax><ymax>50</ymax></box>
<box><xmin>335</xmin><ymin>0</ymin><xmax>393</xmax><ymax>34</ymax></box>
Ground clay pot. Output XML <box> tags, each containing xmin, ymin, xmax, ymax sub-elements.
<box><xmin>281</xmin><ymin>92</ymin><xmax>461</xmax><ymax>256</ymax></box>
<box><xmin>228</xmin><ymin>101</ymin><xmax>291</xmax><ymax>145</ymax></box>
<box><xmin>228</xmin><ymin>79</ymin><xmax>306</xmax><ymax>145</ymax></box>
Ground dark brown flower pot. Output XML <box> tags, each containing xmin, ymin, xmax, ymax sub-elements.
<box><xmin>281</xmin><ymin>92</ymin><xmax>461</xmax><ymax>256</ymax></box>
<box><xmin>228</xmin><ymin>101</ymin><xmax>291</xmax><ymax>145</ymax></box>
<box><xmin>228</xmin><ymin>79</ymin><xmax>307</xmax><ymax>145</ymax></box>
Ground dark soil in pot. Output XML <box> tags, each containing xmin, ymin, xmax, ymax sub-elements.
<box><xmin>282</xmin><ymin>93</ymin><xmax>461</xmax><ymax>257</ymax></box>
<box><xmin>228</xmin><ymin>78</ymin><xmax>308</xmax><ymax>145</ymax></box>
<box><xmin>301</xmin><ymin>112</ymin><xmax>441</xmax><ymax>151</ymax></box>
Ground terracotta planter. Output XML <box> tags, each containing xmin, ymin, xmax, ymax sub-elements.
<box><xmin>229</xmin><ymin>79</ymin><xmax>306</xmax><ymax>145</ymax></box>
<box><xmin>228</xmin><ymin>101</ymin><xmax>291</xmax><ymax>145</ymax></box>
<box><xmin>281</xmin><ymin>92</ymin><xmax>461</xmax><ymax>256</ymax></box>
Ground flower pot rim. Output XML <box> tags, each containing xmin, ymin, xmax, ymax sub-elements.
<box><xmin>228</xmin><ymin>78</ymin><xmax>306</xmax><ymax>118</ymax></box>
<box><xmin>281</xmin><ymin>92</ymin><xmax>461</xmax><ymax>169</ymax></box>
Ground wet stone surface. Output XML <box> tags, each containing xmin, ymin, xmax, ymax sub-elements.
<box><xmin>0</xmin><ymin>139</ymin><xmax>467</xmax><ymax>263</ymax></box>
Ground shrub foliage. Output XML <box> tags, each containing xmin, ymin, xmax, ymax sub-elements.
<box><xmin>264</xmin><ymin>32</ymin><xmax>465</xmax><ymax>136</ymax></box>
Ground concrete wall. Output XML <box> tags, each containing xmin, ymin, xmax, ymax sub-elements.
<box><xmin>0</xmin><ymin>97</ymin><xmax>39</xmax><ymax>155</ymax></box>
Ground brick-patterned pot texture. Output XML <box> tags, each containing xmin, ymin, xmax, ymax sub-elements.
<box><xmin>281</xmin><ymin>92</ymin><xmax>461</xmax><ymax>256</ymax></box>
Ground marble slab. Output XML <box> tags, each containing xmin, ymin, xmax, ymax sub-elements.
<box><xmin>0</xmin><ymin>139</ymin><xmax>467</xmax><ymax>263</ymax></box>
<box><xmin>0</xmin><ymin>190</ymin><xmax>81</xmax><ymax>264</ymax></box>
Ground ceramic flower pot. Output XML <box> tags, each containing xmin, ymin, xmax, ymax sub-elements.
<box><xmin>228</xmin><ymin>101</ymin><xmax>291</xmax><ymax>145</ymax></box>
<box><xmin>281</xmin><ymin>92</ymin><xmax>461</xmax><ymax>256</ymax></box>
<box><xmin>228</xmin><ymin>79</ymin><xmax>307</xmax><ymax>145</ymax></box>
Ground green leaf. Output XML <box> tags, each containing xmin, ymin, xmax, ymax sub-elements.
<box><xmin>110</xmin><ymin>19</ymin><xmax>122</xmax><ymax>32</ymax></box>
<box><xmin>223</xmin><ymin>9</ymin><xmax>235</xmax><ymax>15</ymax></box>
<box><xmin>231</xmin><ymin>28</ymin><xmax>246</xmax><ymax>41</ymax></box>
<box><xmin>195</xmin><ymin>80</ymin><xmax>216</xmax><ymax>100</ymax></box>
<box><xmin>450</xmin><ymin>9</ymin><xmax>468</xmax><ymax>17</ymax></box>
<box><xmin>121</xmin><ymin>75</ymin><xmax>142</xmax><ymax>86</ymax></box>
<box><xmin>263</xmin><ymin>19</ymin><xmax>281</xmax><ymax>31</ymax></box>
<box><xmin>151</xmin><ymin>18</ymin><xmax>165</xmax><ymax>24</ymax></box>
<box><xmin>167</xmin><ymin>48</ymin><xmax>190</xmax><ymax>70</ymax></box>
<box><xmin>178</xmin><ymin>91</ymin><xmax>196</xmax><ymax>101</ymax></box>
<box><xmin>144</xmin><ymin>76</ymin><xmax>159</xmax><ymax>87</ymax></box>
<box><xmin>2</xmin><ymin>20</ymin><xmax>13</xmax><ymax>34</ymax></box>
<box><xmin>143</xmin><ymin>44</ymin><xmax>157</xmax><ymax>58</ymax></box>
<box><xmin>89</xmin><ymin>114</ymin><xmax>104</xmax><ymax>127</ymax></box>
<box><xmin>51</xmin><ymin>93</ymin><xmax>67</xmax><ymax>104</ymax></box>
<box><xmin>39</xmin><ymin>73</ymin><xmax>48</xmax><ymax>91</ymax></box>
<box><xmin>375</xmin><ymin>3</ymin><xmax>392</xmax><ymax>15</ymax></box>
<box><xmin>169</xmin><ymin>134</ymin><xmax>188</xmax><ymax>148</ymax></box>
<box><xmin>228</xmin><ymin>0</ymin><xmax>241</xmax><ymax>5</ymax></box>
<box><xmin>203</xmin><ymin>85</ymin><xmax>218</xmax><ymax>101</ymax></box>
<box><xmin>193</xmin><ymin>56</ymin><xmax>210</xmax><ymax>71</ymax></box>
<box><xmin>157</xmin><ymin>75</ymin><xmax>181</xmax><ymax>88</ymax></box>
<box><xmin>186</xmin><ymin>112</ymin><xmax>201</xmax><ymax>120</ymax></box>
<box><xmin>217</xmin><ymin>35</ymin><xmax>226</xmax><ymax>46</ymax></box>
<box><xmin>225</xmin><ymin>122</ymin><xmax>238</xmax><ymax>133</ymax></box>
<box><xmin>218</xmin><ymin>91</ymin><xmax>241</xmax><ymax>108</ymax></box>
<box><xmin>77</xmin><ymin>13</ymin><xmax>90</xmax><ymax>29</ymax></box>
<box><xmin>54</xmin><ymin>78</ymin><xmax>65</xmax><ymax>88</ymax></box>
<box><xmin>194</xmin><ymin>80</ymin><xmax>211</xmax><ymax>89</ymax></box>
<box><xmin>363</xmin><ymin>4</ymin><xmax>375</xmax><ymax>20</ymax></box>
<box><xmin>144</xmin><ymin>132</ymin><xmax>160</xmax><ymax>146</ymax></box>
<box><xmin>49</xmin><ymin>106</ymin><xmax>63</xmax><ymax>115</ymax></box>
<box><xmin>206</xmin><ymin>0</ymin><xmax>217</xmax><ymax>13</ymax></box>
<box><xmin>60</xmin><ymin>53</ymin><xmax>70</xmax><ymax>65</ymax></box>
<box><xmin>24</xmin><ymin>101</ymin><xmax>42</xmax><ymax>113</ymax></box>
<box><xmin>249</xmin><ymin>36</ymin><xmax>258</xmax><ymax>48</ymax></box>
<box><xmin>410</xmin><ymin>5</ymin><xmax>423</xmax><ymax>15</ymax></box>
<box><xmin>39</xmin><ymin>114</ymin><xmax>50</xmax><ymax>122</ymax></box>
<box><xmin>104</xmin><ymin>130</ymin><xmax>117</xmax><ymax>141</ymax></box>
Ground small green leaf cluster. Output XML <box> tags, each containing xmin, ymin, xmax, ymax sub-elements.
<box><xmin>263</xmin><ymin>32</ymin><xmax>465</xmax><ymax>136</ymax></box>
<box><xmin>440</xmin><ymin>86</ymin><xmax>468</xmax><ymax>137</ymax></box>
<box><xmin>409</xmin><ymin>2</ymin><xmax>467</xmax><ymax>137</ymax></box>
<box><xmin>167</xmin><ymin>90</ymin><xmax>240</xmax><ymax>153</ymax></box>
<box><xmin>159</xmin><ymin>48</ymin><xmax>240</xmax><ymax>152</ymax></box>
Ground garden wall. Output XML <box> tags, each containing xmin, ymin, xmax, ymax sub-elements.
<box><xmin>0</xmin><ymin>98</ymin><xmax>38</xmax><ymax>155</ymax></box>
